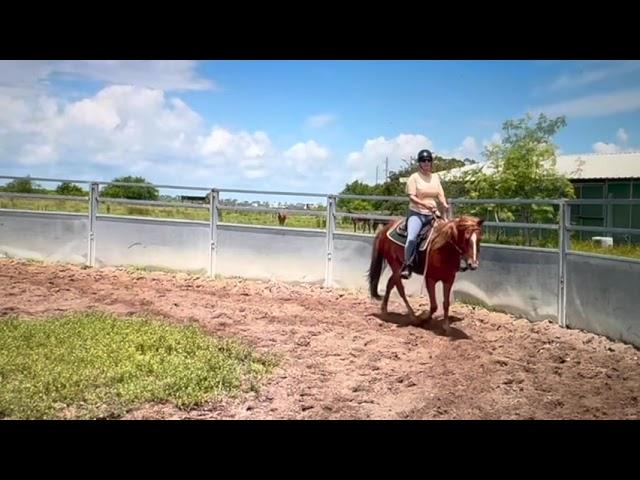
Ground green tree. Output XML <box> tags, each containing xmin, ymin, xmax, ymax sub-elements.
<box><xmin>56</xmin><ymin>182</ymin><xmax>87</xmax><ymax>196</ymax></box>
<box><xmin>461</xmin><ymin>113</ymin><xmax>575</xmax><ymax>244</ymax></box>
<box><xmin>100</xmin><ymin>176</ymin><xmax>159</xmax><ymax>201</ymax></box>
<box><xmin>337</xmin><ymin>180</ymin><xmax>377</xmax><ymax>212</ymax></box>
<box><xmin>2</xmin><ymin>176</ymin><xmax>46</xmax><ymax>194</ymax></box>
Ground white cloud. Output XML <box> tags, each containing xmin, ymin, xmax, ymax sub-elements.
<box><xmin>197</xmin><ymin>127</ymin><xmax>276</xmax><ymax>179</ymax></box>
<box><xmin>531</xmin><ymin>88</ymin><xmax>640</xmax><ymax>118</ymax></box>
<box><xmin>244</xmin><ymin>169</ymin><xmax>269</xmax><ymax>179</ymax></box>
<box><xmin>0</xmin><ymin>95</ymin><xmax>31</xmax><ymax>130</ymax></box>
<box><xmin>306</xmin><ymin>113</ymin><xmax>337</xmax><ymax>128</ymax></box>
<box><xmin>548</xmin><ymin>61</ymin><xmax>640</xmax><ymax>91</ymax></box>
<box><xmin>0</xmin><ymin>85</ymin><xmax>205</xmax><ymax>169</ymax></box>
<box><xmin>454</xmin><ymin>136</ymin><xmax>480</xmax><ymax>160</ymax></box>
<box><xmin>0</xmin><ymin>60</ymin><xmax>215</xmax><ymax>93</ymax></box>
<box><xmin>617</xmin><ymin>128</ymin><xmax>629</xmax><ymax>144</ymax></box>
<box><xmin>194</xmin><ymin>131</ymin><xmax>331</xmax><ymax>184</ymax></box>
<box><xmin>346</xmin><ymin>133</ymin><xmax>433</xmax><ymax>183</ymax></box>
<box><xmin>19</xmin><ymin>144</ymin><xmax>58</xmax><ymax>166</ymax></box>
<box><xmin>284</xmin><ymin>140</ymin><xmax>330</xmax><ymax>175</ymax></box>
<box><xmin>591</xmin><ymin>128</ymin><xmax>636</xmax><ymax>154</ymax></box>
<box><xmin>592</xmin><ymin>142</ymin><xmax>622</xmax><ymax>154</ymax></box>
<box><xmin>0</xmin><ymin>81</ymin><xmax>337</xmax><ymax>189</ymax></box>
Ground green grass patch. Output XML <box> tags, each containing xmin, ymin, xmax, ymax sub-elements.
<box><xmin>0</xmin><ymin>197</ymin><xmax>88</xmax><ymax>214</ymax></box>
<box><xmin>568</xmin><ymin>239</ymin><xmax>640</xmax><ymax>259</ymax></box>
<box><xmin>0</xmin><ymin>312</ymin><xmax>277</xmax><ymax>419</ymax></box>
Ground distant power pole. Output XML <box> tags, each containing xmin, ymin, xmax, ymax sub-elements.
<box><xmin>385</xmin><ymin>157</ymin><xmax>389</xmax><ymax>181</ymax></box>
<box><xmin>375</xmin><ymin>164</ymin><xmax>379</xmax><ymax>184</ymax></box>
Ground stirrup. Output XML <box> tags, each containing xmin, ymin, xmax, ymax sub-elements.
<box><xmin>400</xmin><ymin>264</ymin><xmax>412</xmax><ymax>279</ymax></box>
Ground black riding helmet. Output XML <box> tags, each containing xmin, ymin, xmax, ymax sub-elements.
<box><xmin>417</xmin><ymin>149</ymin><xmax>433</xmax><ymax>163</ymax></box>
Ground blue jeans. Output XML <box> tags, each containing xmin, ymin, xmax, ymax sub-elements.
<box><xmin>404</xmin><ymin>211</ymin><xmax>433</xmax><ymax>266</ymax></box>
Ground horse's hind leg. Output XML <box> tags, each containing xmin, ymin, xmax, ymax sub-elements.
<box><xmin>395</xmin><ymin>274</ymin><xmax>418</xmax><ymax>323</ymax></box>
<box><xmin>381</xmin><ymin>275</ymin><xmax>395</xmax><ymax>314</ymax></box>
<box><xmin>381</xmin><ymin>273</ymin><xmax>417</xmax><ymax>323</ymax></box>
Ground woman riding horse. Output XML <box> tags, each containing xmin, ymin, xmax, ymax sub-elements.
<box><xmin>401</xmin><ymin>149</ymin><xmax>450</xmax><ymax>279</ymax></box>
<box><xmin>369</xmin><ymin>214</ymin><xmax>484</xmax><ymax>334</ymax></box>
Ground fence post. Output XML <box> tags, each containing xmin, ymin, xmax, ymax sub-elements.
<box><xmin>562</xmin><ymin>202</ymin><xmax>571</xmax><ymax>328</ymax></box>
<box><xmin>87</xmin><ymin>182</ymin><xmax>99</xmax><ymax>267</ymax></box>
<box><xmin>557</xmin><ymin>200</ymin><xmax>568</xmax><ymax>328</ymax></box>
<box><xmin>324</xmin><ymin>195</ymin><xmax>336</xmax><ymax>288</ymax></box>
<box><xmin>209</xmin><ymin>188</ymin><xmax>219</xmax><ymax>278</ymax></box>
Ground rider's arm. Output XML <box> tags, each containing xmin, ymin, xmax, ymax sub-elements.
<box><xmin>436</xmin><ymin>174</ymin><xmax>449</xmax><ymax>210</ymax></box>
<box><xmin>435</xmin><ymin>175</ymin><xmax>450</xmax><ymax>219</ymax></box>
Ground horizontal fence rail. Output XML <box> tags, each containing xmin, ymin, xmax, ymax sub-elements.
<box><xmin>0</xmin><ymin>192</ymin><xmax>90</xmax><ymax>202</ymax></box>
<box><xmin>100</xmin><ymin>197</ymin><xmax>210</xmax><ymax>209</ymax></box>
<box><xmin>218</xmin><ymin>205</ymin><xmax>327</xmax><ymax>216</ymax></box>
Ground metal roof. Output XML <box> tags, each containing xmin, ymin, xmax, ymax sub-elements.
<box><xmin>439</xmin><ymin>151</ymin><xmax>640</xmax><ymax>181</ymax></box>
<box><xmin>555</xmin><ymin>152</ymin><xmax>640</xmax><ymax>180</ymax></box>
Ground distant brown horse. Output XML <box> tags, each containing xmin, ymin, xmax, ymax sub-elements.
<box><xmin>368</xmin><ymin>215</ymin><xmax>484</xmax><ymax>333</ymax></box>
<box><xmin>352</xmin><ymin>216</ymin><xmax>386</xmax><ymax>234</ymax></box>
<box><xmin>277</xmin><ymin>210</ymin><xmax>288</xmax><ymax>226</ymax></box>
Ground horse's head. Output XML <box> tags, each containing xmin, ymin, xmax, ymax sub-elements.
<box><xmin>456</xmin><ymin>216</ymin><xmax>485</xmax><ymax>270</ymax></box>
<box><xmin>452</xmin><ymin>216</ymin><xmax>485</xmax><ymax>271</ymax></box>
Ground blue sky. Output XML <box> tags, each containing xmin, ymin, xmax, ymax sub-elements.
<box><xmin>1</xmin><ymin>60</ymin><xmax>639</xmax><ymax>199</ymax></box>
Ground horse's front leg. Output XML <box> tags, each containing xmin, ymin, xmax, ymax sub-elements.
<box><xmin>442</xmin><ymin>278</ymin><xmax>454</xmax><ymax>334</ymax></box>
<box><xmin>420</xmin><ymin>277</ymin><xmax>438</xmax><ymax>323</ymax></box>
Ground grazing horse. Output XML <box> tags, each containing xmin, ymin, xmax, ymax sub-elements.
<box><xmin>352</xmin><ymin>216</ymin><xmax>372</xmax><ymax>233</ymax></box>
<box><xmin>368</xmin><ymin>215</ymin><xmax>484</xmax><ymax>333</ymax></box>
<box><xmin>277</xmin><ymin>210</ymin><xmax>288</xmax><ymax>226</ymax></box>
<box><xmin>352</xmin><ymin>216</ymin><xmax>386</xmax><ymax>234</ymax></box>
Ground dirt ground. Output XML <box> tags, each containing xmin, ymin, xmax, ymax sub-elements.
<box><xmin>1</xmin><ymin>258</ymin><xmax>639</xmax><ymax>420</ymax></box>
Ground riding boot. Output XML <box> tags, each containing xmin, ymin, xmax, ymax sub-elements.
<box><xmin>401</xmin><ymin>239</ymin><xmax>418</xmax><ymax>279</ymax></box>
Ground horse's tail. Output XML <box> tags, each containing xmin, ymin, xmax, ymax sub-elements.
<box><xmin>368</xmin><ymin>226</ymin><xmax>386</xmax><ymax>300</ymax></box>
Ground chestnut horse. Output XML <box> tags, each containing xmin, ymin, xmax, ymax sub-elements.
<box><xmin>277</xmin><ymin>210</ymin><xmax>288</xmax><ymax>226</ymax></box>
<box><xmin>352</xmin><ymin>216</ymin><xmax>385</xmax><ymax>234</ymax></box>
<box><xmin>368</xmin><ymin>215</ymin><xmax>484</xmax><ymax>333</ymax></box>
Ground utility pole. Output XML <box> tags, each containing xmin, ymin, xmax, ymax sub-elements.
<box><xmin>375</xmin><ymin>164</ymin><xmax>379</xmax><ymax>184</ymax></box>
<box><xmin>385</xmin><ymin>157</ymin><xmax>389</xmax><ymax>181</ymax></box>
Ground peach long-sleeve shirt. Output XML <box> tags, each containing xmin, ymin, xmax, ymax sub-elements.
<box><xmin>405</xmin><ymin>171</ymin><xmax>446</xmax><ymax>214</ymax></box>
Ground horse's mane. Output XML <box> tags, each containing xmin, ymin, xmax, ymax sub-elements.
<box><xmin>430</xmin><ymin>215</ymin><xmax>481</xmax><ymax>251</ymax></box>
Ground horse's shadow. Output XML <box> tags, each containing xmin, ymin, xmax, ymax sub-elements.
<box><xmin>372</xmin><ymin>312</ymin><xmax>470</xmax><ymax>340</ymax></box>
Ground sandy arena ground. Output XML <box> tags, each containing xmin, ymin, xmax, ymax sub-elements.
<box><xmin>1</xmin><ymin>258</ymin><xmax>638</xmax><ymax>419</ymax></box>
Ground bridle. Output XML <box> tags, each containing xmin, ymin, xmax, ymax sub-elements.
<box><xmin>447</xmin><ymin>225</ymin><xmax>481</xmax><ymax>272</ymax></box>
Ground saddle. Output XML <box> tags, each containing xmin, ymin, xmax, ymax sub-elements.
<box><xmin>387</xmin><ymin>213</ymin><xmax>439</xmax><ymax>251</ymax></box>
